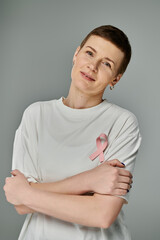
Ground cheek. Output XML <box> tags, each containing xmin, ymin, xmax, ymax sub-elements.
<box><xmin>99</xmin><ymin>69</ymin><xmax>113</xmax><ymax>83</ymax></box>
<box><xmin>100</xmin><ymin>64</ymin><xmax>113</xmax><ymax>75</ymax></box>
<box><xmin>71</xmin><ymin>64</ymin><xmax>79</xmax><ymax>81</ymax></box>
<box><xmin>71</xmin><ymin>57</ymin><xmax>87</xmax><ymax>79</ymax></box>
<box><xmin>96</xmin><ymin>72</ymin><xmax>113</xmax><ymax>90</ymax></box>
<box><xmin>74</xmin><ymin>55</ymin><xmax>88</xmax><ymax>68</ymax></box>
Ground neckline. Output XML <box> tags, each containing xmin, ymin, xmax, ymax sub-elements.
<box><xmin>56</xmin><ymin>96</ymin><xmax>109</xmax><ymax>120</ymax></box>
<box><xmin>62</xmin><ymin>97</ymin><xmax>105</xmax><ymax>110</ymax></box>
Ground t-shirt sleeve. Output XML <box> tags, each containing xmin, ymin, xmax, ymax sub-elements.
<box><xmin>11</xmin><ymin>103</ymin><xmax>41</xmax><ymax>183</ymax></box>
<box><xmin>103</xmin><ymin>112</ymin><xmax>142</xmax><ymax>204</ymax></box>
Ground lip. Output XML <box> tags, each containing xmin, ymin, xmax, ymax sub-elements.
<box><xmin>80</xmin><ymin>71</ymin><xmax>95</xmax><ymax>81</ymax></box>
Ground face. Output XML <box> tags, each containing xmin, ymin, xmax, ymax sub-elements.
<box><xmin>71</xmin><ymin>35</ymin><xmax>124</xmax><ymax>97</ymax></box>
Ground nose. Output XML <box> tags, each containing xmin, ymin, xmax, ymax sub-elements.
<box><xmin>87</xmin><ymin>59</ymin><xmax>98</xmax><ymax>72</ymax></box>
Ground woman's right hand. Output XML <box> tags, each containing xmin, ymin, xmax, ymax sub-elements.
<box><xmin>87</xmin><ymin>159</ymin><xmax>132</xmax><ymax>196</ymax></box>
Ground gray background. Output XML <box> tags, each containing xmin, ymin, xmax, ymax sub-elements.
<box><xmin>1</xmin><ymin>0</ymin><xmax>160</xmax><ymax>239</ymax></box>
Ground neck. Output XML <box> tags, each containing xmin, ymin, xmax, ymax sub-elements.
<box><xmin>63</xmin><ymin>84</ymin><xmax>104</xmax><ymax>109</ymax></box>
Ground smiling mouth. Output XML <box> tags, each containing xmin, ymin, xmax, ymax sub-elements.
<box><xmin>80</xmin><ymin>72</ymin><xmax>95</xmax><ymax>81</ymax></box>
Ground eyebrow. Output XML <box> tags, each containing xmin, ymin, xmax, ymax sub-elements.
<box><xmin>86</xmin><ymin>46</ymin><xmax>115</xmax><ymax>65</ymax></box>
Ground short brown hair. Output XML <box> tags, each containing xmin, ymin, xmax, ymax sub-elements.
<box><xmin>80</xmin><ymin>25</ymin><xmax>132</xmax><ymax>74</ymax></box>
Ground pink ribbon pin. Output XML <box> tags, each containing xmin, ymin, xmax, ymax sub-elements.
<box><xmin>89</xmin><ymin>133</ymin><xmax>108</xmax><ymax>163</ymax></box>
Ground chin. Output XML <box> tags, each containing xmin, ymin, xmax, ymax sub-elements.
<box><xmin>75</xmin><ymin>78</ymin><xmax>92</xmax><ymax>91</ymax></box>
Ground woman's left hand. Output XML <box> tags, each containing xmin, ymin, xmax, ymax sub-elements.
<box><xmin>3</xmin><ymin>169</ymin><xmax>31</xmax><ymax>205</ymax></box>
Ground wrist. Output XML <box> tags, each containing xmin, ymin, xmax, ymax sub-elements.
<box><xmin>82</xmin><ymin>169</ymin><xmax>94</xmax><ymax>193</ymax></box>
<box><xmin>22</xmin><ymin>185</ymin><xmax>35</xmax><ymax>206</ymax></box>
<box><xmin>29</xmin><ymin>182</ymin><xmax>38</xmax><ymax>188</ymax></box>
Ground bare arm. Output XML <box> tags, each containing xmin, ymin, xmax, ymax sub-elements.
<box><xmin>4</xmin><ymin>170</ymin><xmax>125</xmax><ymax>228</ymax></box>
<box><xmin>28</xmin><ymin>159</ymin><xmax>132</xmax><ymax>195</ymax></box>
<box><xmin>24</xmin><ymin>187</ymin><xmax>125</xmax><ymax>228</ymax></box>
<box><xmin>14</xmin><ymin>160</ymin><xmax>132</xmax><ymax>214</ymax></box>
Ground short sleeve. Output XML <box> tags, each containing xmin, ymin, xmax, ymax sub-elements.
<box><xmin>11</xmin><ymin>103</ymin><xmax>41</xmax><ymax>183</ymax></box>
<box><xmin>103</xmin><ymin>113</ymin><xmax>142</xmax><ymax>204</ymax></box>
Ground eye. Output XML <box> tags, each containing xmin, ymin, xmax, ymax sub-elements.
<box><xmin>103</xmin><ymin>62</ymin><xmax>111</xmax><ymax>68</ymax></box>
<box><xmin>86</xmin><ymin>51</ymin><xmax>93</xmax><ymax>56</ymax></box>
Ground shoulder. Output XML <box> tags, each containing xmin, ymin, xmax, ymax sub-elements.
<box><xmin>109</xmin><ymin>102</ymin><xmax>139</xmax><ymax>127</ymax></box>
<box><xmin>105</xmin><ymin>101</ymin><xmax>141</xmax><ymax>139</ymax></box>
<box><xmin>24</xmin><ymin>99</ymin><xmax>56</xmax><ymax>114</ymax></box>
<box><xmin>22</xmin><ymin>99</ymin><xmax>57</xmax><ymax>123</ymax></box>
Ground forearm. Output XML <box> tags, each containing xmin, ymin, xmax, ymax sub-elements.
<box><xmin>24</xmin><ymin>188</ymin><xmax>105</xmax><ymax>228</ymax></box>
<box><xmin>30</xmin><ymin>170</ymin><xmax>92</xmax><ymax>195</ymax></box>
<box><xmin>15</xmin><ymin>171</ymin><xmax>93</xmax><ymax>215</ymax></box>
<box><xmin>29</xmin><ymin>160</ymin><xmax>130</xmax><ymax>196</ymax></box>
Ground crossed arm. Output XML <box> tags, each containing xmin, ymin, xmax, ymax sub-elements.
<box><xmin>4</xmin><ymin>159</ymin><xmax>132</xmax><ymax>228</ymax></box>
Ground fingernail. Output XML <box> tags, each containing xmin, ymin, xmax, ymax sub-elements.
<box><xmin>121</xmin><ymin>162</ymin><xmax>125</xmax><ymax>166</ymax></box>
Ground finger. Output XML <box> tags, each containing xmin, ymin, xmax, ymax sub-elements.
<box><xmin>118</xmin><ymin>169</ymin><xmax>133</xmax><ymax>178</ymax></box>
<box><xmin>112</xmin><ymin>189</ymin><xmax>128</xmax><ymax>196</ymax></box>
<box><xmin>107</xmin><ymin>159</ymin><xmax>125</xmax><ymax>168</ymax></box>
<box><xmin>116</xmin><ymin>183</ymin><xmax>131</xmax><ymax>191</ymax></box>
<box><xmin>5</xmin><ymin>177</ymin><xmax>12</xmax><ymax>183</ymax></box>
<box><xmin>10</xmin><ymin>169</ymin><xmax>22</xmax><ymax>176</ymax></box>
<box><xmin>118</xmin><ymin>176</ymin><xmax>133</xmax><ymax>184</ymax></box>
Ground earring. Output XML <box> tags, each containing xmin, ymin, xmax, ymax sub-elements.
<box><xmin>110</xmin><ymin>85</ymin><xmax>114</xmax><ymax>90</ymax></box>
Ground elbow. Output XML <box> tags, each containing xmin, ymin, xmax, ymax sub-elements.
<box><xmin>90</xmin><ymin>210</ymin><xmax>113</xmax><ymax>229</ymax></box>
<box><xmin>14</xmin><ymin>205</ymin><xmax>27</xmax><ymax>215</ymax></box>
<box><xmin>92</xmin><ymin>194</ymin><xmax>122</xmax><ymax>229</ymax></box>
<box><xmin>18</xmin><ymin>212</ymin><xmax>26</xmax><ymax>215</ymax></box>
<box><xmin>99</xmin><ymin>218</ymin><xmax>112</xmax><ymax>229</ymax></box>
<box><xmin>15</xmin><ymin>209</ymin><xmax>26</xmax><ymax>215</ymax></box>
<box><xmin>99</xmin><ymin>213</ymin><xmax>115</xmax><ymax>229</ymax></box>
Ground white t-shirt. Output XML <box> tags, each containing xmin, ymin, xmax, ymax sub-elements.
<box><xmin>12</xmin><ymin>96</ymin><xmax>142</xmax><ymax>240</ymax></box>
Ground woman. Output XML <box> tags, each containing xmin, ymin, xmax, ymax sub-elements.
<box><xmin>4</xmin><ymin>25</ymin><xmax>142</xmax><ymax>240</ymax></box>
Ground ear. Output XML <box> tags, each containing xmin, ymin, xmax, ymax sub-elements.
<box><xmin>73</xmin><ymin>46</ymin><xmax>80</xmax><ymax>64</ymax></box>
<box><xmin>110</xmin><ymin>73</ymin><xmax>123</xmax><ymax>87</ymax></box>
